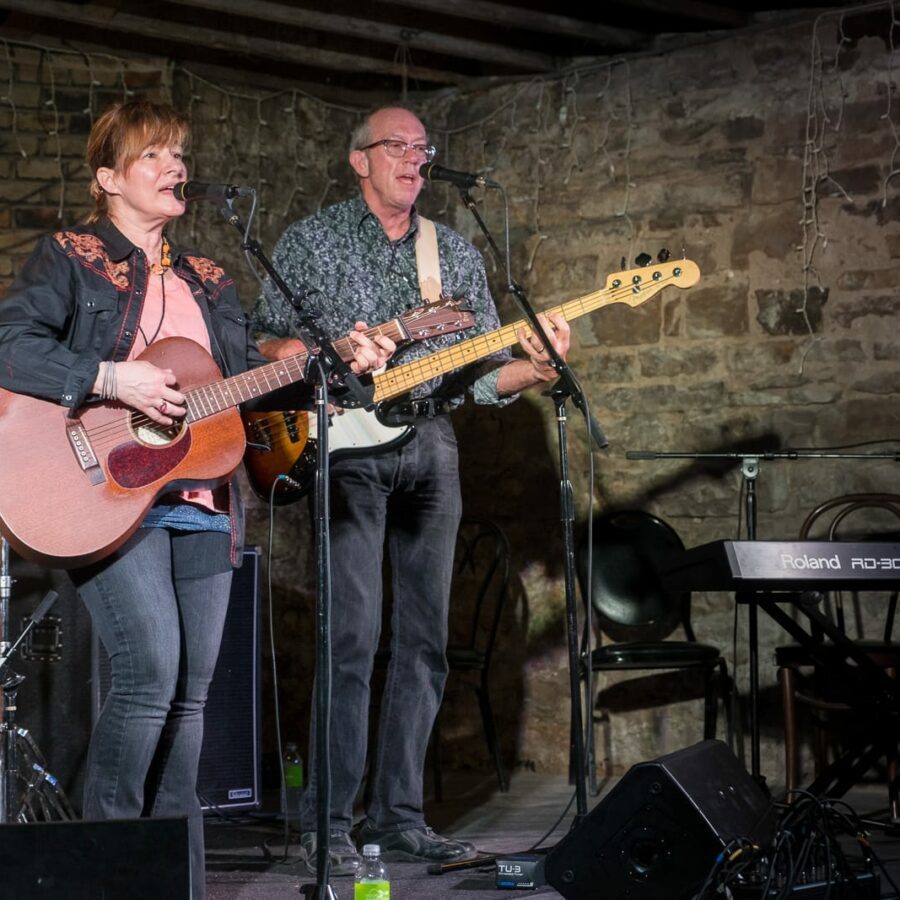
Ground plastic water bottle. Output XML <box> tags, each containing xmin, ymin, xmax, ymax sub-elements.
<box><xmin>355</xmin><ymin>843</ymin><xmax>390</xmax><ymax>899</ymax></box>
<box><xmin>282</xmin><ymin>741</ymin><xmax>303</xmax><ymax>821</ymax></box>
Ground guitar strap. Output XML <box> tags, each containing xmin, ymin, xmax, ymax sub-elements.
<box><xmin>414</xmin><ymin>215</ymin><xmax>442</xmax><ymax>302</ymax></box>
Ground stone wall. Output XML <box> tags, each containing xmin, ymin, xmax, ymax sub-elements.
<box><xmin>0</xmin><ymin>3</ymin><xmax>897</xmax><ymax>792</ymax></box>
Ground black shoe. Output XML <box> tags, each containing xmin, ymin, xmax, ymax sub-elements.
<box><xmin>300</xmin><ymin>830</ymin><xmax>361</xmax><ymax>877</ymax></box>
<box><xmin>357</xmin><ymin>823</ymin><xmax>475</xmax><ymax>863</ymax></box>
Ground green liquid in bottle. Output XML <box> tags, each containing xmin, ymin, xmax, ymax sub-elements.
<box><xmin>354</xmin><ymin>881</ymin><xmax>390</xmax><ymax>900</ymax></box>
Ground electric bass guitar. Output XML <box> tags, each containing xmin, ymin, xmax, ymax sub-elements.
<box><xmin>243</xmin><ymin>258</ymin><xmax>701</xmax><ymax>504</ymax></box>
<box><xmin>0</xmin><ymin>297</ymin><xmax>474</xmax><ymax>568</ymax></box>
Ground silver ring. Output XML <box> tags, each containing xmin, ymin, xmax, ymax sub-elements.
<box><xmin>158</xmin><ymin>400</ymin><xmax>168</xmax><ymax>414</ymax></box>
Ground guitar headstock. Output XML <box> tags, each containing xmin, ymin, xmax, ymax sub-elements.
<box><xmin>604</xmin><ymin>258</ymin><xmax>701</xmax><ymax>308</ymax></box>
<box><xmin>401</xmin><ymin>295</ymin><xmax>476</xmax><ymax>340</ymax></box>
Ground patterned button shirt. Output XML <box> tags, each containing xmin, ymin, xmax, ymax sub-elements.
<box><xmin>252</xmin><ymin>196</ymin><xmax>514</xmax><ymax>406</ymax></box>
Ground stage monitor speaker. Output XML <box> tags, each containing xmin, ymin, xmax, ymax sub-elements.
<box><xmin>545</xmin><ymin>740</ymin><xmax>775</xmax><ymax>900</ymax></box>
<box><xmin>0</xmin><ymin>816</ymin><xmax>190</xmax><ymax>898</ymax></box>
<box><xmin>92</xmin><ymin>545</ymin><xmax>262</xmax><ymax>813</ymax></box>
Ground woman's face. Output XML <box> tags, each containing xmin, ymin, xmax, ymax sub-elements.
<box><xmin>99</xmin><ymin>141</ymin><xmax>187</xmax><ymax>227</ymax></box>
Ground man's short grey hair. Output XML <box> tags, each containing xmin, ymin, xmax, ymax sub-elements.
<box><xmin>349</xmin><ymin>116</ymin><xmax>374</xmax><ymax>155</ymax></box>
<box><xmin>348</xmin><ymin>104</ymin><xmax>424</xmax><ymax>155</ymax></box>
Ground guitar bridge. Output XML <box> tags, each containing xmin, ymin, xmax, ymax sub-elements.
<box><xmin>66</xmin><ymin>417</ymin><xmax>105</xmax><ymax>484</ymax></box>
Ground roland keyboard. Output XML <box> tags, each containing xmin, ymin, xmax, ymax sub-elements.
<box><xmin>658</xmin><ymin>540</ymin><xmax>900</xmax><ymax>592</ymax></box>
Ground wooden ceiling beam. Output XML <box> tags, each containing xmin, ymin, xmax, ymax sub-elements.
<box><xmin>0</xmin><ymin>0</ymin><xmax>470</xmax><ymax>85</ymax></box>
<box><xmin>166</xmin><ymin>0</ymin><xmax>557</xmax><ymax>73</ymax></box>
<box><xmin>373</xmin><ymin>0</ymin><xmax>646</xmax><ymax>48</ymax></box>
<box><xmin>606</xmin><ymin>0</ymin><xmax>748</xmax><ymax>28</ymax></box>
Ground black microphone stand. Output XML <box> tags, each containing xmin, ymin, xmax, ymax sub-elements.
<box><xmin>217</xmin><ymin>196</ymin><xmax>374</xmax><ymax>900</ymax></box>
<box><xmin>457</xmin><ymin>185</ymin><xmax>607</xmax><ymax>828</ymax></box>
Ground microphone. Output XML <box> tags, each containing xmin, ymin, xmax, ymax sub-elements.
<box><xmin>172</xmin><ymin>181</ymin><xmax>254</xmax><ymax>202</ymax></box>
<box><xmin>419</xmin><ymin>162</ymin><xmax>499</xmax><ymax>189</ymax></box>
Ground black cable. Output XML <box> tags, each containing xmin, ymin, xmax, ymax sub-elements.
<box><xmin>526</xmin><ymin>788</ymin><xmax>578</xmax><ymax>854</ymax></box>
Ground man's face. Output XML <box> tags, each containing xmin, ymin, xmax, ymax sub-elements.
<box><xmin>350</xmin><ymin>108</ymin><xmax>429</xmax><ymax>217</ymax></box>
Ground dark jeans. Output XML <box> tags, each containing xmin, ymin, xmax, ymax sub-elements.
<box><xmin>72</xmin><ymin>527</ymin><xmax>233</xmax><ymax>900</ymax></box>
<box><xmin>302</xmin><ymin>416</ymin><xmax>463</xmax><ymax>834</ymax></box>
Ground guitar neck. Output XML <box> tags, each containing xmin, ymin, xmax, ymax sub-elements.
<box><xmin>372</xmin><ymin>278</ymin><xmax>648</xmax><ymax>403</ymax></box>
<box><xmin>184</xmin><ymin>319</ymin><xmax>409</xmax><ymax>422</ymax></box>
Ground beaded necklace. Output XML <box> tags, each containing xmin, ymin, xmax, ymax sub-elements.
<box><xmin>141</xmin><ymin>235</ymin><xmax>171</xmax><ymax>348</ymax></box>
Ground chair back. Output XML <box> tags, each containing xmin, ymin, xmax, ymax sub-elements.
<box><xmin>450</xmin><ymin>517</ymin><xmax>511</xmax><ymax>668</ymax></box>
<box><xmin>576</xmin><ymin>510</ymin><xmax>690</xmax><ymax>644</ymax></box>
<box><xmin>799</xmin><ymin>492</ymin><xmax>900</xmax><ymax>640</ymax></box>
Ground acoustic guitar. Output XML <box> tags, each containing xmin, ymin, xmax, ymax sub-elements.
<box><xmin>0</xmin><ymin>297</ymin><xmax>474</xmax><ymax>568</ymax></box>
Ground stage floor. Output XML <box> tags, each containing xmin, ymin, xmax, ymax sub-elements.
<box><xmin>204</xmin><ymin>770</ymin><xmax>900</xmax><ymax>899</ymax></box>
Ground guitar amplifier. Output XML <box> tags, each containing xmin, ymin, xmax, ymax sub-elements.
<box><xmin>92</xmin><ymin>546</ymin><xmax>262</xmax><ymax>812</ymax></box>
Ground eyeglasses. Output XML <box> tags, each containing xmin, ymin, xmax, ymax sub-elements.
<box><xmin>358</xmin><ymin>139</ymin><xmax>437</xmax><ymax>162</ymax></box>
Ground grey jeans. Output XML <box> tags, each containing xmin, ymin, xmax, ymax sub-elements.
<box><xmin>73</xmin><ymin>527</ymin><xmax>233</xmax><ymax>900</ymax></box>
<box><xmin>302</xmin><ymin>415</ymin><xmax>463</xmax><ymax>833</ymax></box>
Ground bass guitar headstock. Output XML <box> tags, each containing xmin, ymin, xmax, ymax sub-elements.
<box><xmin>604</xmin><ymin>253</ymin><xmax>701</xmax><ymax>309</ymax></box>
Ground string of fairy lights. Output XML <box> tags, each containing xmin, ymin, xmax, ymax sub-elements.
<box><xmin>798</xmin><ymin>0</ymin><xmax>898</xmax><ymax>369</ymax></box>
<box><xmin>0</xmin><ymin>2</ymin><xmax>895</xmax><ymax>302</ymax></box>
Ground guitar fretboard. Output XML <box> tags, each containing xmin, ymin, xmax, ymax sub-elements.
<box><xmin>372</xmin><ymin>266</ymin><xmax>692</xmax><ymax>402</ymax></box>
<box><xmin>182</xmin><ymin>321</ymin><xmax>408</xmax><ymax>423</ymax></box>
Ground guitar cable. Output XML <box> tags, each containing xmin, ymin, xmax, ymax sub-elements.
<box><xmin>264</xmin><ymin>472</ymin><xmax>298</xmax><ymax>863</ymax></box>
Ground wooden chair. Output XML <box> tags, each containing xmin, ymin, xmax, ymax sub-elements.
<box><xmin>775</xmin><ymin>493</ymin><xmax>900</xmax><ymax>816</ymax></box>
<box><xmin>575</xmin><ymin>510</ymin><xmax>732</xmax><ymax>794</ymax></box>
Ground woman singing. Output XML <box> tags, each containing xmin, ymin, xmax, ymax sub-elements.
<box><xmin>0</xmin><ymin>99</ymin><xmax>392</xmax><ymax>898</ymax></box>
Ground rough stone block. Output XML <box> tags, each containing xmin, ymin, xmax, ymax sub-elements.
<box><xmin>723</xmin><ymin>116</ymin><xmax>765</xmax><ymax>142</ymax></box>
<box><xmin>686</xmin><ymin>285</ymin><xmax>749</xmax><ymax>338</ymax></box>
<box><xmin>831</xmin><ymin>294</ymin><xmax>900</xmax><ymax>327</ymax></box>
<box><xmin>580</xmin><ymin>299</ymin><xmax>661</xmax><ymax>347</ymax></box>
<box><xmin>638</xmin><ymin>344</ymin><xmax>719</xmax><ymax>378</ymax></box>
<box><xmin>751</xmin><ymin>156</ymin><xmax>803</xmax><ymax>205</ymax></box>
<box><xmin>755</xmin><ymin>287</ymin><xmax>827</xmax><ymax>335</ymax></box>
<box><xmin>531</xmin><ymin>253</ymin><xmax>598</xmax><ymax>300</ymax></box>
<box><xmin>819</xmin><ymin>164</ymin><xmax>883</xmax><ymax>198</ymax></box>
<box><xmin>851</xmin><ymin>370</ymin><xmax>900</xmax><ymax>395</ymax></box>
<box><xmin>874</xmin><ymin>341</ymin><xmax>900</xmax><ymax>360</ymax></box>
<box><xmin>837</xmin><ymin>266</ymin><xmax>900</xmax><ymax>290</ymax></box>
<box><xmin>732</xmin><ymin>206</ymin><xmax>802</xmax><ymax>266</ymax></box>
<box><xmin>15</xmin><ymin>157</ymin><xmax>63</xmax><ymax>180</ymax></box>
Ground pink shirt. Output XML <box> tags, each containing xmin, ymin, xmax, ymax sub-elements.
<box><xmin>131</xmin><ymin>270</ymin><xmax>227</xmax><ymax>514</ymax></box>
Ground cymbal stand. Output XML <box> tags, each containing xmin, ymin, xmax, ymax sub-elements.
<box><xmin>0</xmin><ymin>539</ymin><xmax>62</xmax><ymax>822</ymax></box>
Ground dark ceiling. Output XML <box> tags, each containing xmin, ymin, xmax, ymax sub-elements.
<box><xmin>0</xmin><ymin>0</ymin><xmax>871</xmax><ymax>100</ymax></box>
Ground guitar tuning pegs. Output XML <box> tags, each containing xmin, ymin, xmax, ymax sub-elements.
<box><xmin>657</xmin><ymin>248</ymin><xmax>671</xmax><ymax>263</ymax></box>
<box><xmin>635</xmin><ymin>252</ymin><xmax>652</xmax><ymax>267</ymax></box>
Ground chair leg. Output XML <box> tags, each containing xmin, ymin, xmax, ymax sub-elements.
<box><xmin>778</xmin><ymin>665</ymin><xmax>798</xmax><ymax>798</ymax></box>
<box><xmin>581</xmin><ymin>667</ymin><xmax>599</xmax><ymax>796</ymax></box>
<box><xmin>887</xmin><ymin>666</ymin><xmax>899</xmax><ymax>823</ymax></box>
<box><xmin>703</xmin><ymin>664</ymin><xmax>718</xmax><ymax>740</ymax></box>
<box><xmin>717</xmin><ymin>659</ymin><xmax>734</xmax><ymax>752</ymax></box>
<box><xmin>476</xmin><ymin>682</ymin><xmax>509</xmax><ymax>793</ymax></box>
